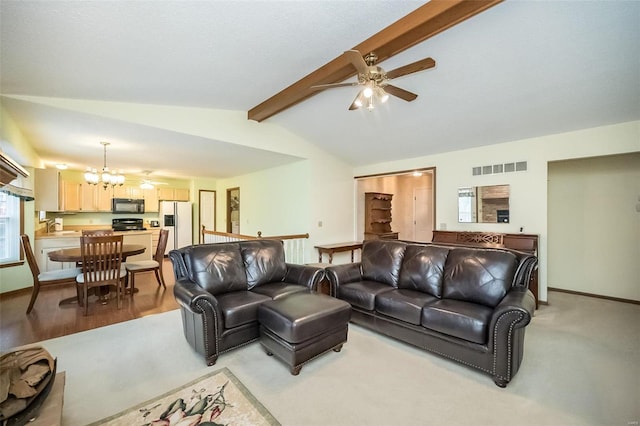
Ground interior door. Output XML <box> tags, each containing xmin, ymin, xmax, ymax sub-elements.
<box><xmin>413</xmin><ymin>187</ymin><xmax>433</xmax><ymax>242</ymax></box>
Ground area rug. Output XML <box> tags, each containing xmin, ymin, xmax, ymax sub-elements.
<box><xmin>87</xmin><ymin>367</ymin><xmax>279</xmax><ymax>426</ymax></box>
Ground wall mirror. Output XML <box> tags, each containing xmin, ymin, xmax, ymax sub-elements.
<box><xmin>458</xmin><ymin>184</ymin><xmax>510</xmax><ymax>223</ymax></box>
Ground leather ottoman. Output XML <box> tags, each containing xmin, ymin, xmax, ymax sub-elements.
<box><xmin>257</xmin><ymin>292</ymin><xmax>351</xmax><ymax>375</ymax></box>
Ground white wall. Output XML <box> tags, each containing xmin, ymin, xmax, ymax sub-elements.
<box><xmin>354</xmin><ymin>121</ymin><xmax>640</xmax><ymax>303</ymax></box>
<box><xmin>215</xmin><ymin>152</ymin><xmax>355</xmax><ymax>264</ymax></box>
<box><xmin>548</xmin><ymin>153</ymin><xmax>640</xmax><ymax>301</ymax></box>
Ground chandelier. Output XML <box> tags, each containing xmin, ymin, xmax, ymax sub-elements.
<box><xmin>84</xmin><ymin>142</ymin><xmax>125</xmax><ymax>189</ymax></box>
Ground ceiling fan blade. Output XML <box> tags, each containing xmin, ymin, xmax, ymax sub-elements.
<box><xmin>310</xmin><ymin>82</ymin><xmax>359</xmax><ymax>91</ymax></box>
<box><xmin>348</xmin><ymin>91</ymin><xmax>364</xmax><ymax>110</ymax></box>
<box><xmin>384</xmin><ymin>85</ymin><xmax>418</xmax><ymax>102</ymax></box>
<box><xmin>386</xmin><ymin>57</ymin><xmax>436</xmax><ymax>80</ymax></box>
<box><xmin>344</xmin><ymin>50</ymin><xmax>369</xmax><ymax>74</ymax></box>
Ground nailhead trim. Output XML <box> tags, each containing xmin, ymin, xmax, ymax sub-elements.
<box><xmin>492</xmin><ymin>311</ymin><xmax>523</xmax><ymax>381</ymax></box>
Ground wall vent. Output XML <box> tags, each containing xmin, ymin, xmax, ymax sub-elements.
<box><xmin>472</xmin><ymin>161</ymin><xmax>527</xmax><ymax>176</ymax></box>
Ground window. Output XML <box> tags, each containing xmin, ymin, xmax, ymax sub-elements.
<box><xmin>0</xmin><ymin>191</ymin><xmax>21</xmax><ymax>264</ymax></box>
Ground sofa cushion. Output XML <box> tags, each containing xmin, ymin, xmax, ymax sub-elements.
<box><xmin>338</xmin><ymin>281</ymin><xmax>395</xmax><ymax>311</ymax></box>
<box><xmin>442</xmin><ymin>248</ymin><xmax>518</xmax><ymax>307</ymax></box>
<box><xmin>361</xmin><ymin>240</ymin><xmax>407</xmax><ymax>288</ymax></box>
<box><xmin>182</xmin><ymin>243</ymin><xmax>247</xmax><ymax>295</ymax></box>
<box><xmin>398</xmin><ymin>245</ymin><xmax>449</xmax><ymax>297</ymax></box>
<box><xmin>240</xmin><ymin>240</ymin><xmax>287</xmax><ymax>289</ymax></box>
<box><xmin>251</xmin><ymin>282</ymin><xmax>309</xmax><ymax>300</ymax></box>
<box><xmin>216</xmin><ymin>291</ymin><xmax>271</xmax><ymax>328</ymax></box>
<box><xmin>375</xmin><ymin>289</ymin><xmax>438</xmax><ymax>325</ymax></box>
<box><xmin>421</xmin><ymin>299</ymin><xmax>493</xmax><ymax>344</ymax></box>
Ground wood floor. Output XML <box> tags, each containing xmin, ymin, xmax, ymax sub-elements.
<box><xmin>0</xmin><ymin>259</ymin><xmax>179</xmax><ymax>351</ymax></box>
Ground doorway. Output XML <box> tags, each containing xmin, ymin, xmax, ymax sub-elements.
<box><xmin>226</xmin><ymin>187</ymin><xmax>240</xmax><ymax>234</ymax></box>
<box><xmin>356</xmin><ymin>169</ymin><xmax>435</xmax><ymax>242</ymax></box>
<box><xmin>199</xmin><ymin>190</ymin><xmax>216</xmax><ymax>243</ymax></box>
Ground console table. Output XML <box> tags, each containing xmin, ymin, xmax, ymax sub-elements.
<box><xmin>432</xmin><ymin>230</ymin><xmax>539</xmax><ymax>308</ymax></box>
<box><xmin>314</xmin><ymin>241</ymin><xmax>363</xmax><ymax>264</ymax></box>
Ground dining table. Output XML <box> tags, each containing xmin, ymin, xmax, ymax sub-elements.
<box><xmin>47</xmin><ymin>244</ymin><xmax>146</xmax><ymax>307</ymax></box>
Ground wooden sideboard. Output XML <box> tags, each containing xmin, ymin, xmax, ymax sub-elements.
<box><xmin>432</xmin><ymin>230</ymin><xmax>539</xmax><ymax>308</ymax></box>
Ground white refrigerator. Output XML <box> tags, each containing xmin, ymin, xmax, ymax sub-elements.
<box><xmin>159</xmin><ymin>201</ymin><xmax>192</xmax><ymax>254</ymax></box>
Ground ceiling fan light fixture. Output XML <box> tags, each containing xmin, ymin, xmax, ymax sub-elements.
<box><xmin>363</xmin><ymin>86</ymin><xmax>373</xmax><ymax>98</ymax></box>
<box><xmin>376</xmin><ymin>87</ymin><xmax>389</xmax><ymax>103</ymax></box>
<box><xmin>140</xmin><ymin>182</ymin><xmax>154</xmax><ymax>190</ymax></box>
<box><xmin>367</xmin><ymin>96</ymin><xmax>375</xmax><ymax>111</ymax></box>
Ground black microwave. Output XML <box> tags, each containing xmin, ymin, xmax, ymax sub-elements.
<box><xmin>112</xmin><ymin>198</ymin><xmax>145</xmax><ymax>214</ymax></box>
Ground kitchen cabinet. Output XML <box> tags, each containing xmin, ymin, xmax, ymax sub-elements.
<box><xmin>83</xmin><ymin>185</ymin><xmax>114</xmax><ymax>212</ymax></box>
<box><xmin>113</xmin><ymin>185</ymin><xmax>131</xmax><ymax>199</ymax></box>
<box><xmin>35</xmin><ymin>237</ymin><xmax>81</xmax><ymax>272</ymax></box>
<box><xmin>35</xmin><ymin>169</ymin><xmax>62</xmax><ymax>211</ymax></box>
<box><xmin>60</xmin><ymin>181</ymin><xmax>81</xmax><ymax>212</ymax></box>
<box><xmin>149</xmin><ymin>228</ymin><xmax>161</xmax><ymax>253</ymax></box>
<box><xmin>80</xmin><ymin>184</ymin><xmax>97</xmax><ymax>211</ymax></box>
<box><xmin>158</xmin><ymin>187</ymin><xmax>190</xmax><ymax>201</ymax></box>
<box><xmin>97</xmin><ymin>186</ymin><xmax>113</xmax><ymax>211</ymax></box>
<box><xmin>122</xmin><ymin>233</ymin><xmax>152</xmax><ymax>262</ymax></box>
<box><xmin>144</xmin><ymin>188</ymin><xmax>159</xmax><ymax>212</ymax></box>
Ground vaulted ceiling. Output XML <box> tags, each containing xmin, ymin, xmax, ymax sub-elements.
<box><xmin>1</xmin><ymin>1</ymin><xmax>638</xmax><ymax>180</ymax></box>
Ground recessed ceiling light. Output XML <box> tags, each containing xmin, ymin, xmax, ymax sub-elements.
<box><xmin>55</xmin><ymin>163</ymin><xmax>68</xmax><ymax>170</ymax></box>
<box><xmin>412</xmin><ymin>171</ymin><xmax>423</xmax><ymax>177</ymax></box>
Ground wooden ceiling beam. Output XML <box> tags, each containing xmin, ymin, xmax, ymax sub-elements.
<box><xmin>248</xmin><ymin>0</ymin><xmax>503</xmax><ymax>122</ymax></box>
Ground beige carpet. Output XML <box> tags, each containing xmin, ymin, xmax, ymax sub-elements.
<box><xmin>35</xmin><ymin>291</ymin><xmax>639</xmax><ymax>425</ymax></box>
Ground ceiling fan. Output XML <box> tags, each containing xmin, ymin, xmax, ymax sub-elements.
<box><xmin>139</xmin><ymin>171</ymin><xmax>168</xmax><ymax>189</ymax></box>
<box><xmin>311</xmin><ymin>50</ymin><xmax>436</xmax><ymax>111</ymax></box>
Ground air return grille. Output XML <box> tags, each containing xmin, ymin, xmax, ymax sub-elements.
<box><xmin>472</xmin><ymin>161</ymin><xmax>527</xmax><ymax>176</ymax></box>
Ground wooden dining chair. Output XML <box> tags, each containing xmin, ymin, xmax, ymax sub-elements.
<box><xmin>81</xmin><ymin>229</ymin><xmax>114</xmax><ymax>236</ymax></box>
<box><xmin>21</xmin><ymin>234</ymin><xmax>82</xmax><ymax>314</ymax></box>
<box><xmin>76</xmin><ymin>234</ymin><xmax>126</xmax><ymax>315</ymax></box>
<box><xmin>125</xmin><ymin>228</ymin><xmax>169</xmax><ymax>293</ymax></box>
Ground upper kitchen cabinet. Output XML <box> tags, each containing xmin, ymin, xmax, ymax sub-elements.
<box><xmin>157</xmin><ymin>187</ymin><xmax>189</xmax><ymax>201</ymax></box>
<box><xmin>35</xmin><ymin>168</ymin><xmax>62</xmax><ymax>211</ymax></box>
<box><xmin>143</xmin><ymin>188</ymin><xmax>159</xmax><ymax>212</ymax></box>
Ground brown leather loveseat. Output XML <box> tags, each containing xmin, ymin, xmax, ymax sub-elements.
<box><xmin>169</xmin><ymin>240</ymin><xmax>324</xmax><ymax>366</ymax></box>
<box><xmin>325</xmin><ymin>239</ymin><xmax>537</xmax><ymax>387</ymax></box>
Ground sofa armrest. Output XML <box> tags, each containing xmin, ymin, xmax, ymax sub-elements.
<box><xmin>491</xmin><ymin>287</ymin><xmax>535</xmax><ymax>327</ymax></box>
<box><xmin>173</xmin><ymin>278</ymin><xmax>220</xmax><ymax>314</ymax></box>
<box><xmin>284</xmin><ymin>263</ymin><xmax>324</xmax><ymax>291</ymax></box>
<box><xmin>488</xmin><ymin>287</ymin><xmax>535</xmax><ymax>385</ymax></box>
<box><xmin>325</xmin><ymin>263</ymin><xmax>362</xmax><ymax>296</ymax></box>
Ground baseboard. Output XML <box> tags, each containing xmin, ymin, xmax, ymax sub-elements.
<box><xmin>0</xmin><ymin>286</ymin><xmax>31</xmax><ymax>301</ymax></box>
<box><xmin>548</xmin><ymin>287</ymin><xmax>640</xmax><ymax>305</ymax></box>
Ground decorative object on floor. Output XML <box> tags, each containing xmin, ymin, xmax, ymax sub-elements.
<box><xmin>0</xmin><ymin>346</ymin><xmax>57</xmax><ymax>425</ymax></box>
<box><xmin>88</xmin><ymin>367</ymin><xmax>279</xmax><ymax>426</ymax></box>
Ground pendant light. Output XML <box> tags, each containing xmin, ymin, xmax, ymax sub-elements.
<box><xmin>84</xmin><ymin>142</ymin><xmax>125</xmax><ymax>189</ymax></box>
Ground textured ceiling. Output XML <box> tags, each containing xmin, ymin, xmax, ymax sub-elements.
<box><xmin>1</xmin><ymin>0</ymin><xmax>638</xmax><ymax>180</ymax></box>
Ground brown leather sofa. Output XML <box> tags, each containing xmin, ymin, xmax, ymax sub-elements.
<box><xmin>169</xmin><ymin>240</ymin><xmax>324</xmax><ymax>366</ymax></box>
<box><xmin>325</xmin><ymin>239</ymin><xmax>537</xmax><ymax>387</ymax></box>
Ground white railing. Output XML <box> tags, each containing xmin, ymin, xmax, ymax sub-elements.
<box><xmin>201</xmin><ymin>227</ymin><xmax>309</xmax><ymax>264</ymax></box>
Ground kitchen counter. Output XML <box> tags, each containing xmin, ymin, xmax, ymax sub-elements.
<box><xmin>35</xmin><ymin>229</ymin><xmax>155</xmax><ymax>239</ymax></box>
